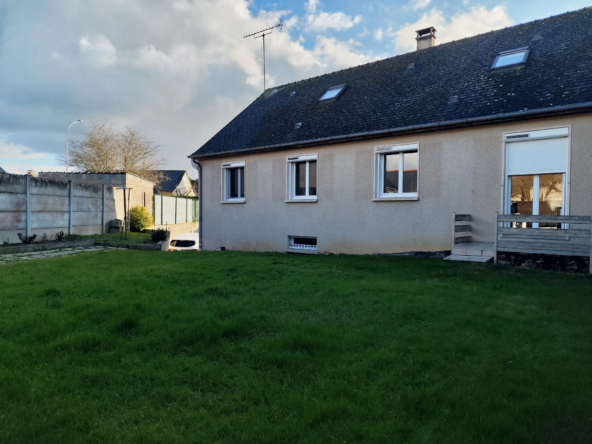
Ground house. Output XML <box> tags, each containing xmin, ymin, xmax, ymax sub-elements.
<box><xmin>0</xmin><ymin>166</ymin><xmax>5</xmax><ymax>173</ymax></box>
<box><xmin>153</xmin><ymin>170</ymin><xmax>196</xmax><ymax>196</ymax></box>
<box><xmin>189</xmin><ymin>9</ymin><xmax>592</xmax><ymax>264</ymax></box>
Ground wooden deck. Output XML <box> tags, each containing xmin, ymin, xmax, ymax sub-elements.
<box><xmin>446</xmin><ymin>213</ymin><xmax>592</xmax><ymax>273</ymax></box>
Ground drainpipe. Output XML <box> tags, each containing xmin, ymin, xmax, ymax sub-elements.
<box><xmin>191</xmin><ymin>157</ymin><xmax>202</xmax><ymax>251</ymax></box>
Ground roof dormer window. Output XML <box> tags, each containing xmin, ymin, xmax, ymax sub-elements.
<box><xmin>492</xmin><ymin>47</ymin><xmax>529</xmax><ymax>69</ymax></box>
<box><xmin>319</xmin><ymin>84</ymin><xmax>346</xmax><ymax>101</ymax></box>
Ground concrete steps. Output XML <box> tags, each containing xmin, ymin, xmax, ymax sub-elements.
<box><xmin>445</xmin><ymin>242</ymin><xmax>495</xmax><ymax>263</ymax></box>
<box><xmin>444</xmin><ymin>254</ymin><xmax>493</xmax><ymax>263</ymax></box>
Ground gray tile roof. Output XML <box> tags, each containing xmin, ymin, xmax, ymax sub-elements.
<box><xmin>154</xmin><ymin>170</ymin><xmax>186</xmax><ymax>193</ymax></box>
<box><xmin>190</xmin><ymin>8</ymin><xmax>592</xmax><ymax>159</ymax></box>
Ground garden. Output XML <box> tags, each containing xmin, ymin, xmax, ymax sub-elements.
<box><xmin>0</xmin><ymin>250</ymin><xmax>591</xmax><ymax>443</ymax></box>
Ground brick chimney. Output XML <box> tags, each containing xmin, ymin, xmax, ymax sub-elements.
<box><xmin>416</xmin><ymin>27</ymin><xmax>436</xmax><ymax>50</ymax></box>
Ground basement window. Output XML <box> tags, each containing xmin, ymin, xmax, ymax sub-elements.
<box><xmin>492</xmin><ymin>48</ymin><xmax>529</xmax><ymax>69</ymax></box>
<box><xmin>288</xmin><ymin>236</ymin><xmax>317</xmax><ymax>251</ymax></box>
<box><xmin>319</xmin><ymin>84</ymin><xmax>345</xmax><ymax>101</ymax></box>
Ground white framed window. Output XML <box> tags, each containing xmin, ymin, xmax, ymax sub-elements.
<box><xmin>492</xmin><ymin>47</ymin><xmax>529</xmax><ymax>69</ymax></box>
<box><xmin>374</xmin><ymin>143</ymin><xmax>419</xmax><ymax>200</ymax></box>
<box><xmin>287</xmin><ymin>154</ymin><xmax>317</xmax><ymax>201</ymax></box>
<box><xmin>319</xmin><ymin>84</ymin><xmax>346</xmax><ymax>101</ymax></box>
<box><xmin>221</xmin><ymin>161</ymin><xmax>245</xmax><ymax>203</ymax></box>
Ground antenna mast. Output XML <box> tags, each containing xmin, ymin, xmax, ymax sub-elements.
<box><xmin>244</xmin><ymin>20</ymin><xmax>284</xmax><ymax>91</ymax></box>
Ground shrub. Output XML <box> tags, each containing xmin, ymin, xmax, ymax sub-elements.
<box><xmin>151</xmin><ymin>229</ymin><xmax>168</xmax><ymax>243</ymax></box>
<box><xmin>17</xmin><ymin>233</ymin><xmax>37</xmax><ymax>244</ymax></box>
<box><xmin>55</xmin><ymin>231</ymin><xmax>66</xmax><ymax>241</ymax></box>
<box><xmin>130</xmin><ymin>206</ymin><xmax>153</xmax><ymax>232</ymax></box>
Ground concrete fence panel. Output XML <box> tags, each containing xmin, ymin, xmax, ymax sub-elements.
<box><xmin>30</xmin><ymin>212</ymin><xmax>69</xmax><ymax>230</ymax></box>
<box><xmin>72</xmin><ymin>211</ymin><xmax>103</xmax><ymax>226</ymax></box>
<box><xmin>0</xmin><ymin>193</ymin><xmax>26</xmax><ymax>211</ymax></box>
<box><xmin>0</xmin><ymin>174</ymin><xmax>26</xmax><ymax>194</ymax></box>
<box><xmin>30</xmin><ymin>178</ymin><xmax>69</xmax><ymax>197</ymax></box>
<box><xmin>30</xmin><ymin>195</ymin><xmax>69</xmax><ymax>212</ymax></box>
<box><xmin>0</xmin><ymin>212</ymin><xmax>26</xmax><ymax>231</ymax></box>
<box><xmin>72</xmin><ymin>197</ymin><xmax>103</xmax><ymax>212</ymax></box>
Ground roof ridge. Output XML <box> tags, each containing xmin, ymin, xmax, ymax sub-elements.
<box><xmin>265</xmin><ymin>7</ymin><xmax>592</xmax><ymax>92</ymax></box>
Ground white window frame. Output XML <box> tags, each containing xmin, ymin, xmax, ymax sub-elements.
<box><xmin>491</xmin><ymin>47</ymin><xmax>529</xmax><ymax>69</ymax></box>
<box><xmin>374</xmin><ymin>143</ymin><xmax>419</xmax><ymax>201</ymax></box>
<box><xmin>286</xmin><ymin>154</ymin><xmax>318</xmax><ymax>202</ymax></box>
<box><xmin>221</xmin><ymin>161</ymin><xmax>245</xmax><ymax>203</ymax></box>
<box><xmin>501</xmin><ymin>126</ymin><xmax>570</xmax><ymax>228</ymax></box>
<box><xmin>319</xmin><ymin>84</ymin><xmax>346</xmax><ymax>101</ymax></box>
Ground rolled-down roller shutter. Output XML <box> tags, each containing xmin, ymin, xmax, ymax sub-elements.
<box><xmin>505</xmin><ymin>131</ymin><xmax>568</xmax><ymax>176</ymax></box>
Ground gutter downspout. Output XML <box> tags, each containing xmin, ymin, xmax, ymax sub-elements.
<box><xmin>191</xmin><ymin>158</ymin><xmax>203</xmax><ymax>251</ymax></box>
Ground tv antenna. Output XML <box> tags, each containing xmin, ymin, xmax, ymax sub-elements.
<box><xmin>244</xmin><ymin>20</ymin><xmax>284</xmax><ymax>91</ymax></box>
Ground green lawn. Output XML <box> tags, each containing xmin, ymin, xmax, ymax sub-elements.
<box><xmin>0</xmin><ymin>251</ymin><xmax>591</xmax><ymax>443</ymax></box>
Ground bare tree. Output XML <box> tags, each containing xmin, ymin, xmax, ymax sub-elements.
<box><xmin>68</xmin><ymin>121</ymin><xmax>167</xmax><ymax>185</ymax></box>
<box><xmin>69</xmin><ymin>122</ymin><xmax>119</xmax><ymax>173</ymax></box>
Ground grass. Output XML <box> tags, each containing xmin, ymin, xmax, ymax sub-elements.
<box><xmin>78</xmin><ymin>231</ymin><xmax>154</xmax><ymax>245</ymax></box>
<box><xmin>0</xmin><ymin>251</ymin><xmax>591</xmax><ymax>443</ymax></box>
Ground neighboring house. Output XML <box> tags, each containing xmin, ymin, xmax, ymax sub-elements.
<box><xmin>189</xmin><ymin>9</ymin><xmax>592</xmax><ymax>260</ymax></box>
<box><xmin>154</xmin><ymin>170</ymin><xmax>196</xmax><ymax>196</ymax></box>
<box><xmin>0</xmin><ymin>166</ymin><xmax>5</xmax><ymax>173</ymax></box>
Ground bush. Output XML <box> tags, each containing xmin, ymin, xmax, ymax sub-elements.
<box><xmin>55</xmin><ymin>231</ymin><xmax>66</xmax><ymax>242</ymax></box>
<box><xmin>151</xmin><ymin>229</ymin><xmax>168</xmax><ymax>243</ymax></box>
<box><xmin>17</xmin><ymin>233</ymin><xmax>37</xmax><ymax>244</ymax></box>
<box><xmin>130</xmin><ymin>206</ymin><xmax>153</xmax><ymax>232</ymax></box>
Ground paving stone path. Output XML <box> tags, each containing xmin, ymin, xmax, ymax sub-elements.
<box><xmin>0</xmin><ymin>246</ymin><xmax>123</xmax><ymax>265</ymax></box>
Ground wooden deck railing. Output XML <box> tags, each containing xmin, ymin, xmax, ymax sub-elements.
<box><xmin>452</xmin><ymin>213</ymin><xmax>472</xmax><ymax>246</ymax></box>
<box><xmin>494</xmin><ymin>214</ymin><xmax>592</xmax><ymax>273</ymax></box>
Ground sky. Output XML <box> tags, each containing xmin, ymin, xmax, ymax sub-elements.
<box><xmin>0</xmin><ymin>0</ymin><xmax>590</xmax><ymax>178</ymax></box>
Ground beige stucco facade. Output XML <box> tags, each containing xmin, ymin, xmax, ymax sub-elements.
<box><xmin>198</xmin><ymin>114</ymin><xmax>592</xmax><ymax>254</ymax></box>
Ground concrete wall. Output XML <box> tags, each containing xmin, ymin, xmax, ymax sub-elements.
<box><xmin>199</xmin><ymin>114</ymin><xmax>592</xmax><ymax>254</ymax></box>
<box><xmin>37</xmin><ymin>172</ymin><xmax>154</xmax><ymax>222</ymax></box>
<box><xmin>0</xmin><ymin>175</ymin><xmax>117</xmax><ymax>243</ymax></box>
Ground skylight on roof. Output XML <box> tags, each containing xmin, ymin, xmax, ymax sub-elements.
<box><xmin>319</xmin><ymin>85</ymin><xmax>345</xmax><ymax>101</ymax></box>
<box><xmin>492</xmin><ymin>48</ymin><xmax>529</xmax><ymax>69</ymax></box>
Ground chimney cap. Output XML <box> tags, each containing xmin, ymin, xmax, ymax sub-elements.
<box><xmin>416</xmin><ymin>27</ymin><xmax>437</xmax><ymax>38</ymax></box>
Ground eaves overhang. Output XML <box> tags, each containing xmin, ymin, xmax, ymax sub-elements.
<box><xmin>188</xmin><ymin>101</ymin><xmax>592</xmax><ymax>160</ymax></box>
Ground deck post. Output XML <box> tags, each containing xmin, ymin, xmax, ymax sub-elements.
<box><xmin>493</xmin><ymin>212</ymin><xmax>498</xmax><ymax>265</ymax></box>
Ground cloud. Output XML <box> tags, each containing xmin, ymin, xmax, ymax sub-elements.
<box><xmin>393</xmin><ymin>5</ymin><xmax>512</xmax><ymax>54</ymax></box>
<box><xmin>0</xmin><ymin>141</ymin><xmax>47</xmax><ymax>160</ymax></box>
<box><xmin>406</xmin><ymin>0</ymin><xmax>432</xmax><ymax>11</ymax></box>
<box><xmin>79</xmin><ymin>34</ymin><xmax>117</xmax><ymax>67</ymax></box>
<box><xmin>305</xmin><ymin>0</ymin><xmax>362</xmax><ymax>32</ymax></box>
<box><xmin>0</xmin><ymin>140</ymin><xmax>58</xmax><ymax>175</ymax></box>
<box><xmin>0</xmin><ymin>0</ymin><xmax>375</xmax><ymax>175</ymax></box>
<box><xmin>374</xmin><ymin>28</ymin><xmax>384</xmax><ymax>41</ymax></box>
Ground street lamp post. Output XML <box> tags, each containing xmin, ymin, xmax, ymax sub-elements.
<box><xmin>66</xmin><ymin>120</ymin><xmax>83</xmax><ymax>172</ymax></box>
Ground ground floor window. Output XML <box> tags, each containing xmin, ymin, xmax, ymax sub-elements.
<box><xmin>287</xmin><ymin>154</ymin><xmax>317</xmax><ymax>201</ymax></box>
<box><xmin>221</xmin><ymin>162</ymin><xmax>245</xmax><ymax>202</ymax></box>
<box><xmin>504</xmin><ymin>127</ymin><xmax>568</xmax><ymax>228</ymax></box>
<box><xmin>509</xmin><ymin>173</ymin><xmax>564</xmax><ymax>228</ymax></box>
<box><xmin>375</xmin><ymin>143</ymin><xmax>418</xmax><ymax>199</ymax></box>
